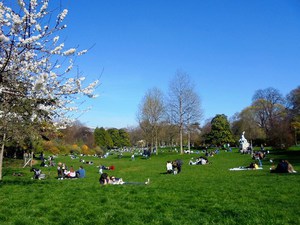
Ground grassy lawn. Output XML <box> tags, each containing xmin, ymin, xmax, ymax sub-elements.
<box><xmin>0</xmin><ymin>149</ymin><xmax>299</xmax><ymax>225</ymax></box>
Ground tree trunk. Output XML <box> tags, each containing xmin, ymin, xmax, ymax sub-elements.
<box><xmin>188</xmin><ymin>130</ymin><xmax>191</xmax><ymax>152</ymax></box>
<box><xmin>155</xmin><ymin>129</ymin><xmax>158</xmax><ymax>155</ymax></box>
<box><xmin>0</xmin><ymin>133</ymin><xmax>6</xmax><ymax>181</ymax></box>
<box><xmin>180</xmin><ymin>126</ymin><xmax>183</xmax><ymax>154</ymax></box>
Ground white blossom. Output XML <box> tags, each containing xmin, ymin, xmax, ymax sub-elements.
<box><xmin>58</xmin><ymin>9</ymin><xmax>68</xmax><ymax>21</ymax></box>
<box><xmin>78</xmin><ymin>50</ymin><xmax>88</xmax><ymax>56</ymax></box>
<box><xmin>50</xmin><ymin>43</ymin><xmax>64</xmax><ymax>54</ymax></box>
<box><xmin>0</xmin><ymin>34</ymin><xmax>9</xmax><ymax>42</ymax></box>
<box><xmin>35</xmin><ymin>24</ymin><xmax>41</xmax><ymax>31</ymax></box>
<box><xmin>20</xmin><ymin>34</ymin><xmax>42</xmax><ymax>44</ymax></box>
<box><xmin>53</xmin><ymin>36</ymin><xmax>59</xmax><ymax>43</ymax></box>
<box><xmin>65</xmin><ymin>63</ymin><xmax>73</xmax><ymax>73</ymax></box>
<box><xmin>63</xmin><ymin>48</ymin><xmax>76</xmax><ymax>56</ymax></box>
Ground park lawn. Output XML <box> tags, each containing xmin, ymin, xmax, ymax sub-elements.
<box><xmin>0</xmin><ymin>149</ymin><xmax>299</xmax><ymax>225</ymax></box>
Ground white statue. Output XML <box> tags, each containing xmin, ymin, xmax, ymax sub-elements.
<box><xmin>239</xmin><ymin>131</ymin><xmax>250</xmax><ymax>153</ymax></box>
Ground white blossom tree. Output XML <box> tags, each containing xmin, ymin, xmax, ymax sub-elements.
<box><xmin>0</xmin><ymin>0</ymin><xmax>99</xmax><ymax>180</ymax></box>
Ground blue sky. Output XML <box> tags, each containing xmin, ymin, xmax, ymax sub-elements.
<box><xmin>59</xmin><ymin>0</ymin><xmax>300</xmax><ymax>128</ymax></box>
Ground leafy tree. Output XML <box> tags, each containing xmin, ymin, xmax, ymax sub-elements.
<box><xmin>61</xmin><ymin>121</ymin><xmax>94</xmax><ymax>148</ymax></box>
<box><xmin>158</xmin><ymin>122</ymin><xmax>179</xmax><ymax>148</ymax></box>
<box><xmin>291</xmin><ymin>121</ymin><xmax>300</xmax><ymax>146</ymax></box>
<box><xmin>287</xmin><ymin>86</ymin><xmax>300</xmax><ymax>120</ymax></box>
<box><xmin>200</xmin><ymin>118</ymin><xmax>212</xmax><ymax>146</ymax></box>
<box><xmin>168</xmin><ymin>71</ymin><xmax>203</xmax><ymax>154</ymax></box>
<box><xmin>107</xmin><ymin>128</ymin><xmax>121</xmax><ymax>148</ymax></box>
<box><xmin>252</xmin><ymin>87</ymin><xmax>285</xmax><ymax>133</ymax></box>
<box><xmin>251</xmin><ymin>87</ymin><xmax>291</xmax><ymax>149</ymax></box>
<box><xmin>230</xmin><ymin>107</ymin><xmax>266</xmax><ymax>146</ymax></box>
<box><xmin>205</xmin><ymin>114</ymin><xmax>235</xmax><ymax>146</ymax></box>
<box><xmin>287</xmin><ymin>86</ymin><xmax>300</xmax><ymax>145</ymax></box>
<box><xmin>0</xmin><ymin>1</ymin><xmax>98</xmax><ymax>180</ymax></box>
<box><xmin>94</xmin><ymin>127</ymin><xmax>113</xmax><ymax>150</ymax></box>
<box><xmin>118</xmin><ymin>129</ymin><xmax>131</xmax><ymax>147</ymax></box>
<box><xmin>126</xmin><ymin>126</ymin><xmax>144</xmax><ymax>147</ymax></box>
<box><xmin>189</xmin><ymin>122</ymin><xmax>202</xmax><ymax>148</ymax></box>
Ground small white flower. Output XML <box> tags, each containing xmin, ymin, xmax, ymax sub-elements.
<box><xmin>63</xmin><ymin>48</ymin><xmax>76</xmax><ymax>56</ymax></box>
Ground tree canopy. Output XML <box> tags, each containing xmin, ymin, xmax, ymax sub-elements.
<box><xmin>205</xmin><ymin>114</ymin><xmax>235</xmax><ymax>146</ymax></box>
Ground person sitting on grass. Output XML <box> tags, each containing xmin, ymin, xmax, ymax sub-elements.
<box><xmin>166</xmin><ymin>161</ymin><xmax>173</xmax><ymax>174</ymax></box>
<box><xmin>30</xmin><ymin>168</ymin><xmax>45</xmax><ymax>180</ymax></box>
<box><xmin>66</xmin><ymin>166</ymin><xmax>77</xmax><ymax>178</ymax></box>
<box><xmin>57</xmin><ymin>162</ymin><xmax>68</xmax><ymax>179</ymax></box>
<box><xmin>76</xmin><ymin>166</ymin><xmax>86</xmax><ymax>178</ymax></box>
<box><xmin>99</xmin><ymin>173</ymin><xmax>150</xmax><ymax>185</ymax></box>
<box><xmin>270</xmin><ymin>159</ymin><xmax>297</xmax><ymax>173</ymax></box>
<box><xmin>172</xmin><ymin>159</ymin><xmax>183</xmax><ymax>174</ymax></box>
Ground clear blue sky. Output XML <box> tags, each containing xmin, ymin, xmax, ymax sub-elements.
<box><xmin>59</xmin><ymin>0</ymin><xmax>300</xmax><ymax>128</ymax></box>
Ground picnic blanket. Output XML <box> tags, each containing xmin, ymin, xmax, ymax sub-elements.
<box><xmin>229</xmin><ymin>167</ymin><xmax>263</xmax><ymax>171</ymax></box>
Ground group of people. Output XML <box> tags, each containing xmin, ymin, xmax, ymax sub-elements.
<box><xmin>165</xmin><ymin>159</ymin><xmax>183</xmax><ymax>174</ymax></box>
<box><xmin>29</xmin><ymin>149</ymin><xmax>297</xmax><ymax>184</ymax></box>
<box><xmin>270</xmin><ymin>159</ymin><xmax>297</xmax><ymax>173</ymax></box>
<box><xmin>99</xmin><ymin>172</ymin><xmax>150</xmax><ymax>185</ymax></box>
<box><xmin>189</xmin><ymin>156</ymin><xmax>209</xmax><ymax>165</ymax></box>
<box><xmin>39</xmin><ymin>155</ymin><xmax>56</xmax><ymax>167</ymax></box>
<box><xmin>57</xmin><ymin>162</ymin><xmax>86</xmax><ymax>179</ymax></box>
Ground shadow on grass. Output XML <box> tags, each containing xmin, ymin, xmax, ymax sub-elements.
<box><xmin>0</xmin><ymin>174</ymin><xmax>53</xmax><ymax>186</ymax></box>
<box><xmin>269</xmin><ymin>150</ymin><xmax>300</xmax><ymax>165</ymax></box>
<box><xmin>0</xmin><ymin>179</ymin><xmax>36</xmax><ymax>186</ymax></box>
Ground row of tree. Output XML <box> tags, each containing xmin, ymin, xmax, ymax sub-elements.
<box><xmin>5</xmin><ymin>83</ymin><xmax>297</xmax><ymax>160</ymax></box>
<box><xmin>133</xmin><ymin>85</ymin><xmax>300</xmax><ymax>152</ymax></box>
<box><xmin>229</xmin><ymin>86</ymin><xmax>300</xmax><ymax>149</ymax></box>
<box><xmin>136</xmin><ymin>71</ymin><xmax>203</xmax><ymax>154</ymax></box>
<box><xmin>94</xmin><ymin>127</ymin><xmax>131</xmax><ymax>150</ymax></box>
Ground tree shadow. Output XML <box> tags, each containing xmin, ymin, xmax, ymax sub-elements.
<box><xmin>269</xmin><ymin>150</ymin><xmax>300</xmax><ymax>165</ymax></box>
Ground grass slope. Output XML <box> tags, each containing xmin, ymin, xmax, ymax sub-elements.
<box><xmin>0</xmin><ymin>149</ymin><xmax>299</xmax><ymax>225</ymax></box>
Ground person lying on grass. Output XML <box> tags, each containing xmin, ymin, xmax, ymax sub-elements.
<box><xmin>98</xmin><ymin>165</ymin><xmax>115</xmax><ymax>174</ymax></box>
<box><xmin>229</xmin><ymin>162</ymin><xmax>261</xmax><ymax>171</ymax></box>
<box><xmin>99</xmin><ymin>173</ymin><xmax>150</xmax><ymax>185</ymax></box>
<box><xmin>247</xmin><ymin>162</ymin><xmax>259</xmax><ymax>169</ymax></box>
<box><xmin>189</xmin><ymin>156</ymin><xmax>209</xmax><ymax>165</ymax></box>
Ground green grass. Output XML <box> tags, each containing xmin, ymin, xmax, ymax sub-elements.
<box><xmin>0</xmin><ymin>149</ymin><xmax>299</xmax><ymax>225</ymax></box>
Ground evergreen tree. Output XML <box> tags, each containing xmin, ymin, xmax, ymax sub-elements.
<box><xmin>205</xmin><ymin>114</ymin><xmax>235</xmax><ymax>146</ymax></box>
<box><xmin>94</xmin><ymin>127</ymin><xmax>113</xmax><ymax>150</ymax></box>
<box><xmin>119</xmin><ymin>129</ymin><xmax>131</xmax><ymax>147</ymax></box>
<box><xmin>107</xmin><ymin>128</ymin><xmax>121</xmax><ymax>148</ymax></box>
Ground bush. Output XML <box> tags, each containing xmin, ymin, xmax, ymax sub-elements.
<box><xmin>81</xmin><ymin>144</ymin><xmax>90</xmax><ymax>155</ymax></box>
<box><xmin>93</xmin><ymin>146</ymin><xmax>104</xmax><ymax>156</ymax></box>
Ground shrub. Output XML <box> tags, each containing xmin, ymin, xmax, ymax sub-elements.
<box><xmin>81</xmin><ymin>144</ymin><xmax>90</xmax><ymax>155</ymax></box>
